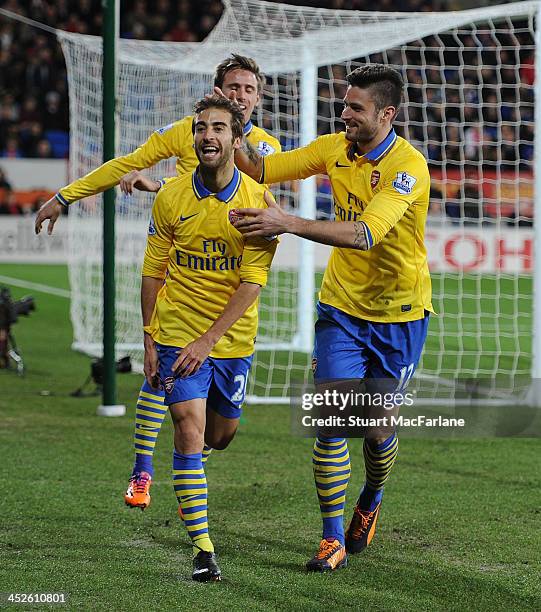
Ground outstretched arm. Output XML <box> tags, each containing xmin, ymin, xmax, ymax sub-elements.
<box><xmin>34</xmin><ymin>161</ymin><xmax>162</xmax><ymax>236</ymax></box>
<box><xmin>35</xmin><ymin>120</ymin><xmax>182</xmax><ymax>234</ymax></box>
<box><xmin>34</xmin><ymin>196</ymin><xmax>64</xmax><ymax>235</ymax></box>
<box><xmin>119</xmin><ymin>171</ymin><xmax>162</xmax><ymax>195</ymax></box>
<box><xmin>286</xmin><ymin>217</ymin><xmax>369</xmax><ymax>250</ymax></box>
<box><xmin>232</xmin><ymin>192</ymin><xmax>369</xmax><ymax>250</ymax></box>
<box><xmin>34</xmin><ymin>171</ymin><xmax>164</xmax><ymax>235</ymax></box>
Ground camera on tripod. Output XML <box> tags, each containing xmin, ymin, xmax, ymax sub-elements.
<box><xmin>71</xmin><ymin>355</ymin><xmax>132</xmax><ymax>397</ymax></box>
<box><xmin>0</xmin><ymin>286</ymin><xmax>35</xmax><ymax>374</ymax></box>
<box><xmin>91</xmin><ymin>356</ymin><xmax>132</xmax><ymax>385</ymax></box>
<box><xmin>0</xmin><ymin>287</ymin><xmax>35</xmax><ymax>326</ymax></box>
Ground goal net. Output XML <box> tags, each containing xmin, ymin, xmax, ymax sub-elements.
<box><xmin>59</xmin><ymin>0</ymin><xmax>539</xmax><ymax>405</ymax></box>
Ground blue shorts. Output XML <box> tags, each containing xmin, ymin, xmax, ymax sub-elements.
<box><xmin>156</xmin><ymin>344</ymin><xmax>253</xmax><ymax>419</ymax></box>
<box><xmin>313</xmin><ymin>302</ymin><xmax>429</xmax><ymax>389</ymax></box>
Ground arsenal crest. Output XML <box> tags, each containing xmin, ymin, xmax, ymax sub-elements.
<box><xmin>228</xmin><ymin>209</ymin><xmax>240</xmax><ymax>224</ymax></box>
<box><xmin>370</xmin><ymin>170</ymin><xmax>381</xmax><ymax>189</ymax></box>
<box><xmin>163</xmin><ymin>376</ymin><xmax>175</xmax><ymax>394</ymax></box>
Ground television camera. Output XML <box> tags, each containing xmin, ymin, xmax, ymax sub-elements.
<box><xmin>0</xmin><ymin>286</ymin><xmax>35</xmax><ymax>375</ymax></box>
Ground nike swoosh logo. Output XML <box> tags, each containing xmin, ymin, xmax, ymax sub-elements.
<box><xmin>335</xmin><ymin>162</ymin><xmax>350</xmax><ymax>168</ymax></box>
<box><xmin>179</xmin><ymin>213</ymin><xmax>199</xmax><ymax>222</ymax></box>
<box><xmin>182</xmin><ymin>494</ymin><xmax>201</xmax><ymax>502</ymax></box>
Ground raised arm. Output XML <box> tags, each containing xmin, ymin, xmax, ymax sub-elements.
<box><xmin>35</xmin><ymin>119</ymin><xmax>185</xmax><ymax>234</ymax></box>
<box><xmin>235</xmin><ymin>139</ymin><xmax>264</xmax><ymax>181</ymax></box>
<box><xmin>234</xmin><ymin>135</ymin><xmax>328</xmax><ymax>185</ymax></box>
<box><xmin>119</xmin><ymin>171</ymin><xmax>163</xmax><ymax>195</ymax></box>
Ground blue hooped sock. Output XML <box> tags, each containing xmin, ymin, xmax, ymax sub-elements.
<box><xmin>133</xmin><ymin>453</ymin><xmax>154</xmax><ymax>477</ymax></box>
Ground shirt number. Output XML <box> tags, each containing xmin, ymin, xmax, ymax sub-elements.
<box><xmin>396</xmin><ymin>363</ymin><xmax>415</xmax><ymax>393</ymax></box>
<box><xmin>231</xmin><ymin>374</ymin><xmax>248</xmax><ymax>402</ymax></box>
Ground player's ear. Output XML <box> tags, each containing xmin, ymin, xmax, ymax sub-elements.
<box><xmin>382</xmin><ymin>105</ymin><xmax>397</xmax><ymax>122</ymax></box>
<box><xmin>232</xmin><ymin>136</ymin><xmax>242</xmax><ymax>150</ymax></box>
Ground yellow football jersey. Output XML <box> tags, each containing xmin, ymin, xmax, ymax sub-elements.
<box><xmin>262</xmin><ymin>129</ymin><xmax>434</xmax><ymax>323</ymax></box>
<box><xmin>142</xmin><ymin>167</ymin><xmax>278</xmax><ymax>358</ymax></box>
<box><xmin>57</xmin><ymin>117</ymin><xmax>281</xmax><ymax>205</ymax></box>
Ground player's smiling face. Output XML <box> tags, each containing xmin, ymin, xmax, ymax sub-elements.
<box><xmin>341</xmin><ymin>85</ymin><xmax>392</xmax><ymax>146</ymax></box>
<box><xmin>194</xmin><ymin>108</ymin><xmax>241</xmax><ymax>169</ymax></box>
<box><xmin>220</xmin><ymin>69</ymin><xmax>260</xmax><ymax>124</ymax></box>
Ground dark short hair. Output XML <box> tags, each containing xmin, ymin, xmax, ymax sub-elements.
<box><xmin>193</xmin><ymin>95</ymin><xmax>245</xmax><ymax>140</ymax></box>
<box><xmin>214</xmin><ymin>54</ymin><xmax>264</xmax><ymax>93</ymax></box>
<box><xmin>346</xmin><ymin>64</ymin><xmax>404</xmax><ymax>112</ymax></box>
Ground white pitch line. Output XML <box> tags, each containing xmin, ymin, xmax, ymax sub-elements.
<box><xmin>0</xmin><ymin>275</ymin><xmax>71</xmax><ymax>298</ymax></box>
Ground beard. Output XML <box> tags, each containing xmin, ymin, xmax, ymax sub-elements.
<box><xmin>195</xmin><ymin>142</ymin><xmax>233</xmax><ymax>169</ymax></box>
<box><xmin>347</xmin><ymin>122</ymin><xmax>379</xmax><ymax>145</ymax></box>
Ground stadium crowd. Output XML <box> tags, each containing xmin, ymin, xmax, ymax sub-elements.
<box><xmin>0</xmin><ymin>0</ymin><xmax>534</xmax><ymax>223</ymax></box>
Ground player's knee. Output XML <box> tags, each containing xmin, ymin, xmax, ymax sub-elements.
<box><xmin>174</xmin><ymin>430</ymin><xmax>204</xmax><ymax>453</ymax></box>
<box><xmin>366</xmin><ymin>437</ymin><xmax>386</xmax><ymax>447</ymax></box>
<box><xmin>365</xmin><ymin>431</ymin><xmax>396</xmax><ymax>448</ymax></box>
<box><xmin>205</xmin><ymin>431</ymin><xmax>235</xmax><ymax>450</ymax></box>
<box><xmin>172</xmin><ymin>415</ymin><xmax>204</xmax><ymax>449</ymax></box>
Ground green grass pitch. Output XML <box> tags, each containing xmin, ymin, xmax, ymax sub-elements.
<box><xmin>0</xmin><ymin>263</ymin><xmax>539</xmax><ymax>610</ymax></box>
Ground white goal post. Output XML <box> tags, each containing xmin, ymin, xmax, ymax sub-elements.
<box><xmin>59</xmin><ymin>0</ymin><xmax>541</xmax><ymax>406</ymax></box>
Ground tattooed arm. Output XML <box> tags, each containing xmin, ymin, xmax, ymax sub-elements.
<box><xmin>284</xmin><ymin>218</ymin><xmax>369</xmax><ymax>250</ymax></box>
<box><xmin>232</xmin><ymin>197</ymin><xmax>370</xmax><ymax>250</ymax></box>
<box><xmin>235</xmin><ymin>138</ymin><xmax>264</xmax><ymax>181</ymax></box>
<box><xmin>242</xmin><ymin>139</ymin><xmax>262</xmax><ymax>166</ymax></box>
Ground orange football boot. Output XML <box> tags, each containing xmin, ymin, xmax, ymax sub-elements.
<box><xmin>124</xmin><ymin>471</ymin><xmax>152</xmax><ymax>510</ymax></box>
<box><xmin>306</xmin><ymin>538</ymin><xmax>347</xmax><ymax>572</ymax></box>
<box><xmin>345</xmin><ymin>502</ymin><xmax>381</xmax><ymax>553</ymax></box>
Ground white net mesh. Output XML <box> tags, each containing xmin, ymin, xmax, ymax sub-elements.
<box><xmin>60</xmin><ymin>0</ymin><xmax>537</xmax><ymax>404</ymax></box>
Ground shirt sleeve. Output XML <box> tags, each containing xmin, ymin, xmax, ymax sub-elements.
<box><xmin>272</xmin><ymin>136</ymin><xmax>282</xmax><ymax>154</ymax></box>
<box><xmin>58</xmin><ymin>119</ymin><xmax>186</xmax><ymax>204</ymax></box>
<box><xmin>142</xmin><ymin>190</ymin><xmax>174</xmax><ymax>279</ymax></box>
<box><xmin>360</xmin><ymin>157</ymin><xmax>430</xmax><ymax>247</ymax></box>
<box><xmin>261</xmin><ymin>135</ymin><xmax>330</xmax><ymax>184</ymax></box>
<box><xmin>253</xmin><ymin>132</ymin><xmax>282</xmax><ymax>190</ymax></box>
<box><xmin>239</xmin><ymin>191</ymin><xmax>279</xmax><ymax>286</ymax></box>
<box><xmin>248</xmin><ymin>127</ymin><xmax>283</xmax><ymax>157</ymax></box>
